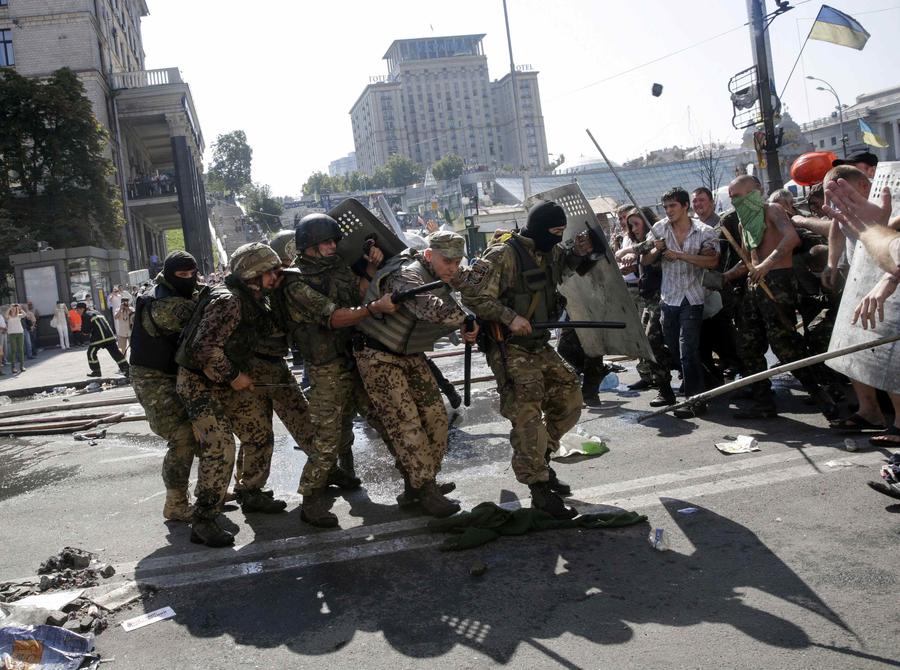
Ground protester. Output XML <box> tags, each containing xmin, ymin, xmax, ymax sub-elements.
<box><xmin>5</xmin><ymin>304</ymin><xmax>27</xmax><ymax>373</ymax></box>
<box><xmin>108</xmin><ymin>286</ymin><xmax>123</xmax><ymax>318</ymax></box>
<box><xmin>114</xmin><ymin>297</ymin><xmax>135</xmax><ymax>354</ymax></box>
<box><xmin>68</xmin><ymin>302</ymin><xmax>83</xmax><ymax>346</ymax></box>
<box><xmin>642</xmin><ymin>187</ymin><xmax>719</xmax><ymax>418</ymax></box>
<box><xmin>51</xmin><ymin>301</ymin><xmax>70</xmax><ymax>349</ymax></box>
<box><xmin>0</xmin><ymin>311</ymin><xmax>6</xmax><ymax>375</ymax></box>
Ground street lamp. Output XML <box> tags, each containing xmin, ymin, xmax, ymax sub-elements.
<box><xmin>806</xmin><ymin>75</ymin><xmax>847</xmax><ymax>158</ymax></box>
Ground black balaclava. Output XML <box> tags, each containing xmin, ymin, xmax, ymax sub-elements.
<box><xmin>163</xmin><ymin>250</ymin><xmax>198</xmax><ymax>298</ymax></box>
<box><xmin>522</xmin><ymin>200</ymin><xmax>567</xmax><ymax>252</ymax></box>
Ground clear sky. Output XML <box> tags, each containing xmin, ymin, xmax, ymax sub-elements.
<box><xmin>142</xmin><ymin>0</ymin><xmax>900</xmax><ymax>196</ymax></box>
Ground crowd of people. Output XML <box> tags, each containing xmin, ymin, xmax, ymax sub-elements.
<box><xmin>5</xmin><ymin>150</ymin><xmax>898</xmax><ymax>542</ymax></box>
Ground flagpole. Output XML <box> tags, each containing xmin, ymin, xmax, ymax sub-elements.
<box><xmin>779</xmin><ymin>17</ymin><xmax>815</xmax><ymax>100</ymax></box>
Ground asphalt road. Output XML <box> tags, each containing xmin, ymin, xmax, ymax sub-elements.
<box><xmin>1</xmin><ymin>352</ymin><xmax>898</xmax><ymax>669</ymax></box>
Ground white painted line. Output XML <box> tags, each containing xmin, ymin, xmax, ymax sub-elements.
<box><xmin>127</xmin><ymin>451</ymin><xmax>881</xmax><ymax>591</ymax></box>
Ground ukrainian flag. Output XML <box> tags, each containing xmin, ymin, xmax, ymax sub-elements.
<box><xmin>859</xmin><ymin>119</ymin><xmax>889</xmax><ymax>148</ymax></box>
<box><xmin>809</xmin><ymin>5</ymin><xmax>870</xmax><ymax>50</ymax></box>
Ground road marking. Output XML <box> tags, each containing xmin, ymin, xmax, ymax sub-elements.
<box><xmin>99</xmin><ymin>452</ymin><xmax>161</xmax><ymax>464</ymax></box>
<box><xmin>119</xmin><ymin>450</ymin><xmax>881</xmax><ymax>590</ymax></box>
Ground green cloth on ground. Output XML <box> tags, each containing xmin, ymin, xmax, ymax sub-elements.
<box><xmin>732</xmin><ymin>191</ymin><xmax>766</xmax><ymax>251</ymax></box>
<box><xmin>427</xmin><ymin>501</ymin><xmax>647</xmax><ymax>551</ymax></box>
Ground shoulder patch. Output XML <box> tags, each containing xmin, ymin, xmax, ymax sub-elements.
<box><xmin>466</xmin><ymin>258</ymin><xmax>492</xmax><ymax>287</ymax></box>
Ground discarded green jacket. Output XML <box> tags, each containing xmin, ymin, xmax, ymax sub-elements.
<box><xmin>427</xmin><ymin>501</ymin><xmax>647</xmax><ymax>551</ymax></box>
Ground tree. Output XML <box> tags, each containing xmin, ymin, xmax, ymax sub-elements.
<box><xmin>301</xmin><ymin>171</ymin><xmax>334</xmax><ymax>196</ymax></box>
<box><xmin>208</xmin><ymin>130</ymin><xmax>252</xmax><ymax>194</ymax></box>
<box><xmin>242</xmin><ymin>183</ymin><xmax>283</xmax><ymax>233</ymax></box>
<box><xmin>431</xmin><ymin>154</ymin><xmax>465</xmax><ymax>182</ymax></box>
<box><xmin>548</xmin><ymin>153</ymin><xmax>566</xmax><ymax>171</ymax></box>
<box><xmin>0</xmin><ymin>67</ymin><xmax>124</xmax><ymax>288</ymax></box>
<box><xmin>383</xmin><ymin>154</ymin><xmax>423</xmax><ymax>187</ymax></box>
<box><xmin>695</xmin><ymin>143</ymin><xmax>724</xmax><ymax>195</ymax></box>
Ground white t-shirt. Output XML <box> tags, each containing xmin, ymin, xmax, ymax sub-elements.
<box><xmin>618</xmin><ymin>237</ymin><xmax>639</xmax><ymax>284</ymax></box>
<box><xmin>5</xmin><ymin>313</ymin><xmax>24</xmax><ymax>335</ymax></box>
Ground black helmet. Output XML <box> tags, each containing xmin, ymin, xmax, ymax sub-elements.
<box><xmin>268</xmin><ymin>229</ymin><xmax>296</xmax><ymax>264</ymax></box>
<box><xmin>295</xmin><ymin>214</ymin><xmax>342</xmax><ymax>252</ymax></box>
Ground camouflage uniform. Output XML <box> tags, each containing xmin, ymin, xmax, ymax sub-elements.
<box><xmin>739</xmin><ymin>268</ymin><xmax>833</xmax><ymax>405</ymax></box>
<box><xmin>175</xmin><ymin>278</ymin><xmax>274</xmax><ymax>522</ymax></box>
<box><xmin>231</xmin><ymin>308</ymin><xmax>313</xmax><ymax>495</ymax></box>
<box><xmin>354</xmin><ymin>250</ymin><xmax>466</xmax><ymax>490</ymax></box>
<box><xmin>461</xmin><ymin>232</ymin><xmax>586</xmax><ymax>486</ymax></box>
<box><xmin>129</xmin><ymin>275</ymin><xmax>198</xmax><ymax>518</ymax></box>
<box><xmin>281</xmin><ymin>255</ymin><xmax>382</xmax><ymax>497</ymax></box>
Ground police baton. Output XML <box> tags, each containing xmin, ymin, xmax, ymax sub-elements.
<box><xmin>390</xmin><ymin>280</ymin><xmax>447</xmax><ymax>304</ymax></box>
<box><xmin>531</xmin><ymin>321</ymin><xmax>626</xmax><ymax>329</ymax></box>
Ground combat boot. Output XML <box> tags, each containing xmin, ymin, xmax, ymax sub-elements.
<box><xmin>190</xmin><ymin>516</ymin><xmax>234</xmax><ymax>548</ymax></box>
<box><xmin>547</xmin><ymin>467</ymin><xmax>572</xmax><ymax>496</ymax></box>
<box><xmin>163</xmin><ymin>490</ymin><xmax>193</xmax><ymax>523</ymax></box>
<box><xmin>240</xmin><ymin>489</ymin><xmax>287</xmax><ymax>514</ymax></box>
<box><xmin>301</xmin><ymin>491</ymin><xmax>339</xmax><ymax>528</ymax></box>
<box><xmin>417</xmin><ymin>480</ymin><xmax>460</xmax><ymax>518</ymax></box>
<box><xmin>530</xmin><ymin>481</ymin><xmax>578</xmax><ymax>520</ymax></box>
<box><xmin>397</xmin><ymin>479</ymin><xmax>457</xmax><ymax>507</ymax></box>
<box><xmin>326</xmin><ymin>466</ymin><xmax>362</xmax><ymax>491</ymax></box>
<box><xmin>338</xmin><ymin>450</ymin><xmax>357</xmax><ymax>480</ymax></box>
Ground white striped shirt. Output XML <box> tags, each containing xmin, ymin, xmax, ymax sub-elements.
<box><xmin>648</xmin><ymin>219</ymin><xmax>719</xmax><ymax>306</ymax></box>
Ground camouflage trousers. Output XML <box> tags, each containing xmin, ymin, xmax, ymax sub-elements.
<box><xmin>487</xmin><ymin>343</ymin><xmax>582</xmax><ymax>485</ymax></box>
<box><xmin>640</xmin><ymin>295</ymin><xmax>672</xmax><ymax>386</ymax></box>
<box><xmin>176</xmin><ymin>369</ymin><xmax>274</xmax><ymax>519</ymax></box>
<box><xmin>629</xmin><ymin>285</ymin><xmax>653</xmax><ymax>383</ymax></box>
<box><xmin>737</xmin><ymin>269</ymin><xmax>829</xmax><ymax>402</ymax></box>
<box><xmin>233</xmin><ymin>357</ymin><xmax>312</xmax><ymax>493</ymax></box>
<box><xmin>297</xmin><ymin>359</ymin><xmax>377</xmax><ymax>496</ymax></box>
<box><xmin>355</xmin><ymin>347</ymin><xmax>448</xmax><ymax>490</ymax></box>
<box><xmin>131</xmin><ymin>366</ymin><xmax>197</xmax><ymax>492</ymax></box>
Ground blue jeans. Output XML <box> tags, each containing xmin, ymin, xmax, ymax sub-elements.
<box><xmin>23</xmin><ymin>328</ymin><xmax>34</xmax><ymax>358</ymax></box>
<box><xmin>661</xmin><ymin>298</ymin><xmax>705</xmax><ymax>398</ymax></box>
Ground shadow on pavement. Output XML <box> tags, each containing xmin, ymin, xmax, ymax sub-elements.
<box><xmin>130</xmin><ymin>497</ymin><xmax>878</xmax><ymax>666</ymax></box>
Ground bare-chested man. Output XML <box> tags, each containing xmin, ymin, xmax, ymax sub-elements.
<box><xmin>726</xmin><ymin>175</ymin><xmax>838</xmax><ymax>420</ymax></box>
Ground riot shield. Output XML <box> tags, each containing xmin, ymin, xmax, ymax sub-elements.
<box><xmin>826</xmin><ymin>161</ymin><xmax>900</xmax><ymax>394</ymax></box>
<box><xmin>525</xmin><ymin>184</ymin><xmax>654</xmax><ymax>360</ymax></box>
<box><xmin>328</xmin><ymin>198</ymin><xmax>407</xmax><ymax>267</ymax></box>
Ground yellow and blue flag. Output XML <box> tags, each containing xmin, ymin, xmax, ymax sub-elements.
<box><xmin>859</xmin><ymin>119</ymin><xmax>889</xmax><ymax>148</ymax></box>
<box><xmin>809</xmin><ymin>5</ymin><xmax>870</xmax><ymax>50</ymax></box>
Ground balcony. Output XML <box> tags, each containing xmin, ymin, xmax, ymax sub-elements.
<box><xmin>127</xmin><ymin>174</ymin><xmax>178</xmax><ymax>201</ymax></box>
<box><xmin>111</xmin><ymin>67</ymin><xmax>183</xmax><ymax>90</ymax></box>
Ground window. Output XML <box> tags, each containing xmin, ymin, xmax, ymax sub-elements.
<box><xmin>0</xmin><ymin>1</ymin><xmax>8</xmax><ymax>6</ymax></box>
<box><xmin>0</xmin><ymin>28</ymin><xmax>12</xmax><ymax>66</ymax></box>
<box><xmin>830</xmin><ymin>136</ymin><xmax>837</xmax><ymax>146</ymax></box>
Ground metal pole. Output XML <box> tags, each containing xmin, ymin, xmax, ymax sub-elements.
<box><xmin>502</xmin><ymin>0</ymin><xmax>530</xmax><ymax>201</ymax></box>
<box><xmin>585</xmin><ymin>129</ymin><xmax>653</xmax><ymax>231</ymax></box>
<box><xmin>808</xmin><ymin>76</ymin><xmax>847</xmax><ymax>158</ymax></box>
<box><xmin>747</xmin><ymin>0</ymin><xmax>783</xmax><ymax>190</ymax></box>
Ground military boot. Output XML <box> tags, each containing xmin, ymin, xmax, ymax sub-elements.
<box><xmin>162</xmin><ymin>489</ymin><xmax>193</xmax><ymax>523</ymax></box>
<box><xmin>417</xmin><ymin>480</ymin><xmax>460</xmax><ymax>518</ymax></box>
<box><xmin>190</xmin><ymin>516</ymin><xmax>235</xmax><ymax>548</ymax></box>
<box><xmin>327</xmin><ymin>466</ymin><xmax>362</xmax><ymax>491</ymax></box>
<box><xmin>547</xmin><ymin>467</ymin><xmax>572</xmax><ymax>496</ymax></box>
<box><xmin>530</xmin><ymin>481</ymin><xmax>578</xmax><ymax>520</ymax></box>
<box><xmin>338</xmin><ymin>450</ymin><xmax>357</xmax><ymax>480</ymax></box>
<box><xmin>240</xmin><ymin>489</ymin><xmax>287</xmax><ymax>514</ymax></box>
<box><xmin>301</xmin><ymin>491</ymin><xmax>339</xmax><ymax>528</ymax></box>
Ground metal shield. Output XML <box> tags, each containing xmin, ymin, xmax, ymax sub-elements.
<box><xmin>525</xmin><ymin>183</ymin><xmax>654</xmax><ymax>360</ymax></box>
<box><xmin>328</xmin><ymin>198</ymin><xmax>407</xmax><ymax>267</ymax></box>
<box><xmin>826</xmin><ymin>161</ymin><xmax>900</xmax><ymax>393</ymax></box>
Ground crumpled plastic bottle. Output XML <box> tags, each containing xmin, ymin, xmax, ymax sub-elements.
<box><xmin>598</xmin><ymin>372</ymin><xmax>619</xmax><ymax>391</ymax></box>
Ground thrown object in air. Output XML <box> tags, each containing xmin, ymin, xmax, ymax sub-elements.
<box><xmin>790</xmin><ymin>151</ymin><xmax>838</xmax><ymax>186</ymax></box>
<box><xmin>651</xmin><ymin>83</ymin><xmax>663</xmax><ymax>97</ymax></box>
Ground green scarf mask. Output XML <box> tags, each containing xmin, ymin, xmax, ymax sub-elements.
<box><xmin>732</xmin><ymin>191</ymin><xmax>766</xmax><ymax>250</ymax></box>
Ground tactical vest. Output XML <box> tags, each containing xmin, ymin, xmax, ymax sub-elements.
<box><xmin>175</xmin><ymin>281</ymin><xmax>268</xmax><ymax>374</ymax></box>
<box><xmin>503</xmin><ymin>235</ymin><xmax>563</xmax><ymax>350</ymax></box>
<box><xmin>287</xmin><ymin>258</ymin><xmax>359</xmax><ymax>366</ymax></box>
<box><xmin>129</xmin><ymin>282</ymin><xmax>189</xmax><ymax>374</ymax></box>
<box><xmin>358</xmin><ymin>256</ymin><xmax>459</xmax><ymax>355</ymax></box>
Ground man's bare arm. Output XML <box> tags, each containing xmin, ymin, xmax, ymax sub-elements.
<box><xmin>792</xmin><ymin>215</ymin><xmax>831</xmax><ymax>237</ymax></box>
<box><xmin>760</xmin><ymin>205</ymin><xmax>799</xmax><ymax>267</ymax></box>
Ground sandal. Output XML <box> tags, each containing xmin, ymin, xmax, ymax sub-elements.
<box><xmin>869</xmin><ymin>425</ymin><xmax>900</xmax><ymax>447</ymax></box>
<box><xmin>829</xmin><ymin>413</ymin><xmax>887</xmax><ymax>433</ymax></box>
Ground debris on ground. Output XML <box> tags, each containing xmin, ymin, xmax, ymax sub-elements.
<box><xmin>843</xmin><ymin>438</ymin><xmax>859</xmax><ymax>452</ymax></box>
<box><xmin>676</xmin><ymin>507</ymin><xmax>699</xmax><ymax>515</ymax></box>
<box><xmin>715</xmin><ymin>435</ymin><xmax>760</xmax><ymax>455</ymax></box>
<box><xmin>0</xmin><ymin>624</ymin><xmax>98</xmax><ymax>670</ymax></box>
<box><xmin>74</xmin><ymin>429</ymin><xmax>107</xmax><ymax>442</ymax></box>
<box><xmin>120</xmin><ymin>606</ymin><xmax>175</xmax><ymax>632</ymax></box>
<box><xmin>0</xmin><ymin>548</ymin><xmax>146</xmax><ymax>637</ymax></box>
<box><xmin>648</xmin><ymin>528</ymin><xmax>669</xmax><ymax>551</ymax></box>
<box><xmin>469</xmin><ymin>561</ymin><xmax>488</xmax><ymax>577</ymax></box>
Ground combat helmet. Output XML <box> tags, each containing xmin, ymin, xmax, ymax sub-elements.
<box><xmin>229</xmin><ymin>242</ymin><xmax>281</xmax><ymax>281</ymax></box>
<box><xmin>269</xmin><ymin>229</ymin><xmax>296</xmax><ymax>264</ymax></box>
<box><xmin>295</xmin><ymin>213</ymin><xmax>342</xmax><ymax>252</ymax></box>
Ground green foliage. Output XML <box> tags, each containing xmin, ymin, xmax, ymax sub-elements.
<box><xmin>431</xmin><ymin>154</ymin><xmax>465</xmax><ymax>182</ymax></box>
<box><xmin>242</xmin><ymin>183</ymin><xmax>283</xmax><ymax>233</ymax></box>
<box><xmin>301</xmin><ymin>156</ymin><xmax>423</xmax><ymax>196</ymax></box>
<box><xmin>0</xmin><ymin>67</ymin><xmax>124</xmax><ymax>288</ymax></box>
<box><xmin>208</xmin><ymin>130</ymin><xmax>252</xmax><ymax>194</ymax></box>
